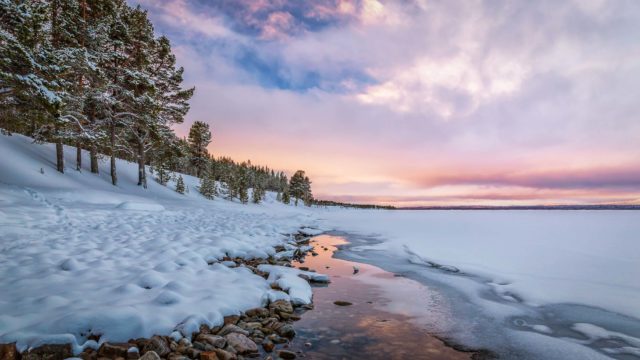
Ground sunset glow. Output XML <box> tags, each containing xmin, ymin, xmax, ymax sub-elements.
<box><xmin>134</xmin><ymin>0</ymin><xmax>640</xmax><ymax>206</ymax></box>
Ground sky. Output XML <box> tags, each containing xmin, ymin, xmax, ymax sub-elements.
<box><xmin>132</xmin><ymin>0</ymin><xmax>640</xmax><ymax>206</ymax></box>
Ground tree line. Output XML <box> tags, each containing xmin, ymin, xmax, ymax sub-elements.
<box><xmin>0</xmin><ymin>0</ymin><xmax>313</xmax><ymax>205</ymax></box>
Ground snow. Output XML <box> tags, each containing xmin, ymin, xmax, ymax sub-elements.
<box><xmin>0</xmin><ymin>133</ymin><xmax>321</xmax><ymax>353</ymax></box>
<box><xmin>321</xmin><ymin>209</ymin><xmax>640</xmax><ymax>319</ymax></box>
<box><xmin>2</xmin><ymin>132</ymin><xmax>639</xmax><ymax>358</ymax></box>
<box><xmin>258</xmin><ymin>265</ymin><xmax>329</xmax><ymax>305</ymax></box>
<box><xmin>319</xmin><ymin>209</ymin><xmax>640</xmax><ymax>358</ymax></box>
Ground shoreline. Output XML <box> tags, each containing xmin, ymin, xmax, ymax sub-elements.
<box><xmin>0</xmin><ymin>229</ymin><xmax>324</xmax><ymax>360</ymax></box>
<box><xmin>0</xmin><ymin>228</ymin><xmax>487</xmax><ymax>360</ymax></box>
<box><xmin>329</xmin><ymin>230</ymin><xmax>640</xmax><ymax>360</ymax></box>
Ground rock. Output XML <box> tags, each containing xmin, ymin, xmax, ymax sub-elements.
<box><xmin>276</xmin><ymin>324</ymin><xmax>296</xmax><ymax>338</ymax></box>
<box><xmin>213</xmin><ymin>348</ymin><xmax>237</xmax><ymax>360</ymax></box>
<box><xmin>242</xmin><ymin>322</ymin><xmax>262</xmax><ymax>331</ymax></box>
<box><xmin>267</xmin><ymin>334</ymin><xmax>288</xmax><ymax>344</ymax></box>
<box><xmin>244</xmin><ymin>307</ymin><xmax>269</xmax><ymax>318</ymax></box>
<box><xmin>22</xmin><ymin>344</ymin><xmax>73</xmax><ymax>360</ymax></box>
<box><xmin>127</xmin><ymin>347</ymin><xmax>141</xmax><ymax>360</ymax></box>
<box><xmin>79</xmin><ymin>348</ymin><xmax>97</xmax><ymax>360</ymax></box>
<box><xmin>224</xmin><ymin>333</ymin><xmax>258</xmax><ymax>354</ymax></box>
<box><xmin>196</xmin><ymin>334</ymin><xmax>227</xmax><ymax>348</ymax></box>
<box><xmin>278</xmin><ymin>350</ymin><xmax>297</xmax><ymax>359</ymax></box>
<box><xmin>268</xmin><ymin>300</ymin><xmax>293</xmax><ymax>315</ymax></box>
<box><xmin>184</xmin><ymin>347</ymin><xmax>202</xmax><ymax>359</ymax></box>
<box><xmin>333</xmin><ymin>300</ymin><xmax>353</xmax><ymax>306</ymax></box>
<box><xmin>142</xmin><ymin>336</ymin><xmax>170</xmax><ymax>357</ymax></box>
<box><xmin>0</xmin><ymin>343</ymin><xmax>19</xmax><ymax>360</ymax></box>
<box><xmin>304</xmin><ymin>342</ymin><xmax>312</xmax><ymax>348</ymax></box>
<box><xmin>218</xmin><ymin>324</ymin><xmax>249</xmax><ymax>336</ymax></box>
<box><xmin>98</xmin><ymin>342</ymin><xmax>130</xmax><ymax>358</ymax></box>
<box><xmin>298</xmin><ymin>266</ymin><xmax>309</xmax><ymax>271</ymax></box>
<box><xmin>200</xmin><ymin>351</ymin><xmax>219</xmax><ymax>360</ymax></box>
<box><xmin>261</xmin><ymin>341</ymin><xmax>274</xmax><ymax>352</ymax></box>
<box><xmin>139</xmin><ymin>351</ymin><xmax>161</xmax><ymax>360</ymax></box>
<box><xmin>178</xmin><ymin>338</ymin><xmax>191</xmax><ymax>347</ymax></box>
<box><xmin>223</xmin><ymin>315</ymin><xmax>240</xmax><ymax>325</ymax></box>
<box><xmin>167</xmin><ymin>354</ymin><xmax>189</xmax><ymax>360</ymax></box>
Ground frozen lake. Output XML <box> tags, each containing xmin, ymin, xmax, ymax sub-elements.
<box><xmin>318</xmin><ymin>210</ymin><xmax>640</xmax><ymax>359</ymax></box>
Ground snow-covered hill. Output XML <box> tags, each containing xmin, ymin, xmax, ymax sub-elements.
<box><xmin>0</xmin><ymin>132</ymin><xmax>320</xmax><ymax>352</ymax></box>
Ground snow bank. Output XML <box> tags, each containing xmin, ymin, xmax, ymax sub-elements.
<box><xmin>258</xmin><ymin>265</ymin><xmax>329</xmax><ymax>305</ymax></box>
<box><xmin>0</xmin><ymin>133</ymin><xmax>320</xmax><ymax>352</ymax></box>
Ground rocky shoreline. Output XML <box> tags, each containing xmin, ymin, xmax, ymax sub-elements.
<box><xmin>0</xmin><ymin>230</ymin><xmax>323</xmax><ymax>360</ymax></box>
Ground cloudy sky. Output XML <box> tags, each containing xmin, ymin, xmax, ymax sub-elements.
<box><xmin>133</xmin><ymin>0</ymin><xmax>640</xmax><ymax>206</ymax></box>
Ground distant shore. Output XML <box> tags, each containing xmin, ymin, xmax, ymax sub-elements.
<box><xmin>400</xmin><ymin>204</ymin><xmax>640</xmax><ymax>210</ymax></box>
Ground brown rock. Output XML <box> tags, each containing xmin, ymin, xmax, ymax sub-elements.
<box><xmin>268</xmin><ymin>300</ymin><xmax>293</xmax><ymax>315</ymax></box>
<box><xmin>276</xmin><ymin>324</ymin><xmax>296</xmax><ymax>339</ymax></box>
<box><xmin>79</xmin><ymin>348</ymin><xmax>98</xmax><ymax>360</ymax></box>
<box><xmin>22</xmin><ymin>344</ymin><xmax>72</xmax><ymax>360</ymax></box>
<box><xmin>0</xmin><ymin>343</ymin><xmax>19</xmax><ymax>360</ymax></box>
<box><xmin>278</xmin><ymin>350</ymin><xmax>297</xmax><ymax>359</ymax></box>
<box><xmin>244</xmin><ymin>308</ymin><xmax>269</xmax><ymax>318</ymax></box>
<box><xmin>224</xmin><ymin>333</ymin><xmax>258</xmax><ymax>355</ymax></box>
<box><xmin>333</xmin><ymin>301</ymin><xmax>353</xmax><ymax>306</ymax></box>
<box><xmin>200</xmin><ymin>351</ymin><xmax>219</xmax><ymax>360</ymax></box>
<box><xmin>142</xmin><ymin>336</ymin><xmax>170</xmax><ymax>357</ymax></box>
<box><xmin>261</xmin><ymin>341</ymin><xmax>274</xmax><ymax>353</ymax></box>
<box><xmin>139</xmin><ymin>351</ymin><xmax>161</xmax><ymax>360</ymax></box>
<box><xmin>223</xmin><ymin>315</ymin><xmax>240</xmax><ymax>326</ymax></box>
<box><xmin>196</xmin><ymin>334</ymin><xmax>226</xmax><ymax>348</ymax></box>
<box><xmin>218</xmin><ymin>324</ymin><xmax>249</xmax><ymax>337</ymax></box>
<box><xmin>127</xmin><ymin>347</ymin><xmax>140</xmax><ymax>360</ymax></box>
<box><xmin>98</xmin><ymin>342</ymin><xmax>130</xmax><ymax>358</ymax></box>
<box><xmin>213</xmin><ymin>348</ymin><xmax>237</xmax><ymax>360</ymax></box>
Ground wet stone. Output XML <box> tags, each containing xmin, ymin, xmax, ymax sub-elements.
<box><xmin>0</xmin><ymin>343</ymin><xmax>19</xmax><ymax>360</ymax></box>
<box><xmin>225</xmin><ymin>333</ymin><xmax>258</xmax><ymax>354</ymax></box>
<box><xmin>22</xmin><ymin>344</ymin><xmax>73</xmax><ymax>360</ymax></box>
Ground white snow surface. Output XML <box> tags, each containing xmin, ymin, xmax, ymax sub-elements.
<box><xmin>0</xmin><ymin>133</ymin><xmax>321</xmax><ymax>353</ymax></box>
<box><xmin>320</xmin><ymin>209</ymin><xmax>640</xmax><ymax>320</ymax></box>
<box><xmin>3</xmin><ymin>132</ymin><xmax>640</xmax><ymax>358</ymax></box>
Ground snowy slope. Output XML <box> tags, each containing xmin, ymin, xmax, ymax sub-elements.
<box><xmin>0</xmin><ymin>133</ymin><xmax>320</xmax><ymax>352</ymax></box>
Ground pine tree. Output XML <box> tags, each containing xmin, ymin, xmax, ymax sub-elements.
<box><xmin>289</xmin><ymin>170</ymin><xmax>308</xmax><ymax>206</ymax></box>
<box><xmin>282</xmin><ymin>187</ymin><xmax>291</xmax><ymax>205</ymax></box>
<box><xmin>175</xmin><ymin>175</ymin><xmax>185</xmax><ymax>194</ymax></box>
<box><xmin>199</xmin><ymin>174</ymin><xmax>217</xmax><ymax>200</ymax></box>
<box><xmin>187</xmin><ymin>121</ymin><xmax>211</xmax><ymax>177</ymax></box>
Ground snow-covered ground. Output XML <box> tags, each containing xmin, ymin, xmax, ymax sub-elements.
<box><xmin>0</xmin><ymin>133</ymin><xmax>321</xmax><ymax>353</ymax></box>
<box><xmin>2</xmin><ymin>132</ymin><xmax>639</xmax><ymax>358</ymax></box>
<box><xmin>319</xmin><ymin>210</ymin><xmax>640</xmax><ymax>359</ymax></box>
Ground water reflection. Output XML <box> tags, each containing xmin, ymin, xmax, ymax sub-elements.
<box><xmin>290</xmin><ymin>235</ymin><xmax>472</xmax><ymax>359</ymax></box>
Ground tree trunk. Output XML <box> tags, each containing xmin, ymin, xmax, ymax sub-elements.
<box><xmin>90</xmin><ymin>143</ymin><xmax>99</xmax><ymax>174</ymax></box>
<box><xmin>76</xmin><ymin>141</ymin><xmax>82</xmax><ymax>171</ymax></box>
<box><xmin>110</xmin><ymin>124</ymin><xmax>117</xmax><ymax>186</ymax></box>
<box><xmin>137</xmin><ymin>139</ymin><xmax>146</xmax><ymax>188</ymax></box>
<box><xmin>56</xmin><ymin>140</ymin><xmax>64</xmax><ymax>173</ymax></box>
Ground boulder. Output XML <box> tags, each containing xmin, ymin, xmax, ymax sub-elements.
<box><xmin>139</xmin><ymin>351</ymin><xmax>161</xmax><ymax>360</ymax></box>
<box><xmin>0</xmin><ymin>343</ymin><xmax>19</xmax><ymax>360</ymax></box>
<box><xmin>196</xmin><ymin>334</ymin><xmax>226</xmax><ymax>348</ymax></box>
<box><xmin>142</xmin><ymin>336</ymin><xmax>170</xmax><ymax>357</ymax></box>
<box><xmin>22</xmin><ymin>344</ymin><xmax>72</xmax><ymax>360</ymax></box>
<box><xmin>224</xmin><ymin>333</ymin><xmax>258</xmax><ymax>355</ymax></box>
<box><xmin>98</xmin><ymin>342</ymin><xmax>130</xmax><ymax>358</ymax></box>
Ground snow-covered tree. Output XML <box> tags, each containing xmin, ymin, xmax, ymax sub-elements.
<box><xmin>175</xmin><ymin>175</ymin><xmax>185</xmax><ymax>194</ymax></box>
<box><xmin>199</xmin><ymin>174</ymin><xmax>217</xmax><ymax>200</ymax></box>
<box><xmin>187</xmin><ymin>121</ymin><xmax>211</xmax><ymax>177</ymax></box>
